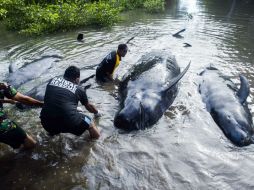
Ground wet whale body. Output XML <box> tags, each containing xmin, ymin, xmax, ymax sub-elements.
<box><xmin>26</xmin><ymin>82</ymin><xmax>48</xmax><ymax>101</ymax></box>
<box><xmin>7</xmin><ymin>54</ymin><xmax>62</xmax><ymax>88</ymax></box>
<box><xmin>114</xmin><ymin>50</ymin><xmax>190</xmax><ymax>131</ymax></box>
<box><xmin>199</xmin><ymin>67</ymin><xmax>254</xmax><ymax>146</ymax></box>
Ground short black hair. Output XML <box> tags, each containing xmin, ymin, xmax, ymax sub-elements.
<box><xmin>77</xmin><ymin>33</ymin><xmax>83</xmax><ymax>41</ymax></box>
<box><xmin>118</xmin><ymin>44</ymin><xmax>128</xmax><ymax>51</ymax></box>
<box><xmin>64</xmin><ymin>66</ymin><xmax>80</xmax><ymax>81</ymax></box>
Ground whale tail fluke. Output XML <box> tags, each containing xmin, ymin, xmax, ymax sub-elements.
<box><xmin>237</xmin><ymin>75</ymin><xmax>250</xmax><ymax>104</ymax></box>
<box><xmin>173</xmin><ymin>29</ymin><xmax>186</xmax><ymax>38</ymax></box>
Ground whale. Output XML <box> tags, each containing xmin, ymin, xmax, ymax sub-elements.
<box><xmin>199</xmin><ymin>67</ymin><xmax>254</xmax><ymax>146</ymax></box>
<box><xmin>7</xmin><ymin>54</ymin><xmax>62</xmax><ymax>88</ymax></box>
<box><xmin>114</xmin><ymin>50</ymin><xmax>190</xmax><ymax>131</ymax></box>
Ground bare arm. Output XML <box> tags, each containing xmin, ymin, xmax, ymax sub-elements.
<box><xmin>0</xmin><ymin>98</ymin><xmax>17</xmax><ymax>104</ymax></box>
<box><xmin>84</xmin><ymin>102</ymin><xmax>98</xmax><ymax>114</ymax></box>
<box><xmin>83</xmin><ymin>102</ymin><xmax>100</xmax><ymax>139</ymax></box>
<box><xmin>88</xmin><ymin>122</ymin><xmax>100</xmax><ymax>139</ymax></box>
<box><xmin>12</xmin><ymin>92</ymin><xmax>43</xmax><ymax>107</ymax></box>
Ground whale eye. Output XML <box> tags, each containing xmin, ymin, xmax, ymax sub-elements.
<box><xmin>226</xmin><ymin>115</ymin><xmax>232</xmax><ymax>123</ymax></box>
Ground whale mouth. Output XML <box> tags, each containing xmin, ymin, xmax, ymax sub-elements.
<box><xmin>240</xmin><ymin>135</ymin><xmax>254</xmax><ymax>146</ymax></box>
<box><xmin>114</xmin><ymin>114</ymin><xmax>133</xmax><ymax>130</ymax></box>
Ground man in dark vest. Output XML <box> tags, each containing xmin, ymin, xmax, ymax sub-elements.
<box><xmin>40</xmin><ymin>66</ymin><xmax>100</xmax><ymax>139</ymax></box>
<box><xmin>96</xmin><ymin>44</ymin><xmax>128</xmax><ymax>82</ymax></box>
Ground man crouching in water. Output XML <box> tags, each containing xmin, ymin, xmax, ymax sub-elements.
<box><xmin>96</xmin><ymin>44</ymin><xmax>128</xmax><ymax>82</ymax></box>
<box><xmin>0</xmin><ymin>83</ymin><xmax>43</xmax><ymax>149</ymax></box>
<box><xmin>40</xmin><ymin>66</ymin><xmax>100</xmax><ymax>139</ymax></box>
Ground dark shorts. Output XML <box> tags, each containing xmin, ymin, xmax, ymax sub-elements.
<box><xmin>96</xmin><ymin>70</ymin><xmax>108</xmax><ymax>83</ymax></box>
<box><xmin>41</xmin><ymin>113</ymin><xmax>92</xmax><ymax>136</ymax></box>
<box><xmin>0</xmin><ymin>120</ymin><xmax>27</xmax><ymax>149</ymax></box>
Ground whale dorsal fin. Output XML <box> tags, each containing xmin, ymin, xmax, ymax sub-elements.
<box><xmin>237</xmin><ymin>75</ymin><xmax>250</xmax><ymax>104</ymax></box>
<box><xmin>163</xmin><ymin>61</ymin><xmax>191</xmax><ymax>92</ymax></box>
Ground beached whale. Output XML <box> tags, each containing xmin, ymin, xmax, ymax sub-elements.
<box><xmin>114</xmin><ymin>50</ymin><xmax>190</xmax><ymax>131</ymax></box>
<box><xmin>199</xmin><ymin>67</ymin><xmax>254</xmax><ymax>146</ymax></box>
<box><xmin>7</xmin><ymin>54</ymin><xmax>62</xmax><ymax>88</ymax></box>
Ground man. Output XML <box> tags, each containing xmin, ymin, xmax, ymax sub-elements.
<box><xmin>0</xmin><ymin>83</ymin><xmax>43</xmax><ymax>149</ymax></box>
<box><xmin>40</xmin><ymin>66</ymin><xmax>100</xmax><ymax>139</ymax></box>
<box><xmin>96</xmin><ymin>44</ymin><xmax>128</xmax><ymax>82</ymax></box>
<box><xmin>77</xmin><ymin>33</ymin><xmax>84</xmax><ymax>42</ymax></box>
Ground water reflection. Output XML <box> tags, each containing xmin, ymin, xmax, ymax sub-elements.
<box><xmin>179</xmin><ymin>0</ymin><xmax>198</xmax><ymax>13</ymax></box>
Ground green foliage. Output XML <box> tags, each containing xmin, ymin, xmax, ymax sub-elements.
<box><xmin>2</xmin><ymin>1</ymin><xmax>119</xmax><ymax>35</ymax></box>
<box><xmin>144</xmin><ymin>0</ymin><xmax>165</xmax><ymax>13</ymax></box>
<box><xmin>1</xmin><ymin>0</ymin><xmax>165</xmax><ymax>35</ymax></box>
<box><xmin>82</xmin><ymin>2</ymin><xmax>120</xmax><ymax>26</ymax></box>
<box><xmin>108</xmin><ymin>0</ymin><xmax>146</xmax><ymax>10</ymax></box>
<box><xmin>0</xmin><ymin>9</ymin><xmax>8</xmax><ymax>18</ymax></box>
<box><xmin>119</xmin><ymin>0</ymin><xmax>144</xmax><ymax>10</ymax></box>
<box><xmin>108</xmin><ymin>0</ymin><xmax>165</xmax><ymax>12</ymax></box>
<box><xmin>0</xmin><ymin>0</ymin><xmax>25</xmax><ymax>20</ymax></box>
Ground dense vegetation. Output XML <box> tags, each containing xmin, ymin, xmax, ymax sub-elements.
<box><xmin>0</xmin><ymin>0</ymin><xmax>165</xmax><ymax>35</ymax></box>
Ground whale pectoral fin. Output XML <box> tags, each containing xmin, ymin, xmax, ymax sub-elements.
<box><xmin>163</xmin><ymin>61</ymin><xmax>191</xmax><ymax>92</ymax></box>
<box><xmin>237</xmin><ymin>75</ymin><xmax>250</xmax><ymax>104</ymax></box>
